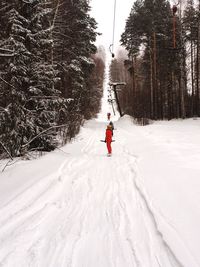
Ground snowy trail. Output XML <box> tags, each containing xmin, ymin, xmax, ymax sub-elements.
<box><xmin>0</xmin><ymin>118</ymin><xmax>199</xmax><ymax>267</ymax></box>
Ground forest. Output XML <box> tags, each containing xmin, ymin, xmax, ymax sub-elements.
<box><xmin>110</xmin><ymin>0</ymin><xmax>200</xmax><ymax>123</ymax></box>
<box><xmin>0</xmin><ymin>0</ymin><xmax>105</xmax><ymax>158</ymax></box>
<box><xmin>0</xmin><ymin>0</ymin><xmax>199</xmax><ymax>158</ymax></box>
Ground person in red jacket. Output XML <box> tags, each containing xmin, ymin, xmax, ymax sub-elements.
<box><xmin>105</xmin><ymin>124</ymin><xmax>113</xmax><ymax>156</ymax></box>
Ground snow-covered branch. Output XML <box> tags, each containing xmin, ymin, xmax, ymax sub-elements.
<box><xmin>22</xmin><ymin>124</ymin><xmax>68</xmax><ymax>149</ymax></box>
<box><xmin>0</xmin><ymin>49</ymin><xmax>14</xmax><ymax>57</ymax></box>
<box><xmin>0</xmin><ymin>142</ymin><xmax>13</xmax><ymax>160</ymax></box>
<box><xmin>0</xmin><ymin>77</ymin><xmax>16</xmax><ymax>89</ymax></box>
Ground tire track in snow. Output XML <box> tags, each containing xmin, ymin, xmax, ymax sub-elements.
<box><xmin>0</xmin><ymin>150</ymin><xmax>88</xmax><ymax>234</ymax></box>
<box><xmin>0</xmin><ymin>137</ymin><xmax>93</xmax><ymax>267</ymax></box>
<box><xmin>57</xmin><ymin>132</ymin><xmax>132</xmax><ymax>267</ymax></box>
<box><xmin>114</xmin><ymin>156</ymin><xmax>142</xmax><ymax>267</ymax></box>
<box><xmin>119</xmin><ymin>126</ymin><xmax>199</xmax><ymax>267</ymax></box>
<box><xmin>0</xmin><ymin>155</ymin><xmax>74</xmax><ymax>228</ymax></box>
<box><xmin>42</xmin><ymin>169</ymin><xmax>91</xmax><ymax>266</ymax></box>
<box><xmin>122</xmin><ymin>145</ymin><xmax>185</xmax><ymax>267</ymax></box>
<box><xmin>42</xmin><ymin>133</ymin><xmax>99</xmax><ymax>267</ymax></box>
<box><xmin>101</xmin><ymin>159</ymin><xmax>126</xmax><ymax>267</ymax></box>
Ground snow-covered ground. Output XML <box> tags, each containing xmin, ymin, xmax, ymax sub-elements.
<box><xmin>0</xmin><ymin>116</ymin><xmax>200</xmax><ymax>267</ymax></box>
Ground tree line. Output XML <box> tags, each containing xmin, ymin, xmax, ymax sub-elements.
<box><xmin>0</xmin><ymin>0</ymin><xmax>105</xmax><ymax>158</ymax></box>
<box><xmin>110</xmin><ymin>0</ymin><xmax>200</xmax><ymax>123</ymax></box>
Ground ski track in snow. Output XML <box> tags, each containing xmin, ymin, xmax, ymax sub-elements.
<box><xmin>0</xmin><ymin>121</ymin><xmax>190</xmax><ymax>267</ymax></box>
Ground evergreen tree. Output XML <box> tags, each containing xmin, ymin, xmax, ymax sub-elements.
<box><xmin>0</xmin><ymin>1</ymin><xmax>34</xmax><ymax>156</ymax></box>
<box><xmin>0</xmin><ymin>0</ymin><xmax>100</xmax><ymax>158</ymax></box>
<box><xmin>183</xmin><ymin>0</ymin><xmax>198</xmax><ymax>115</ymax></box>
<box><xmin>0</xmin><ymin>1</ymin><xmax>64</xmax><ymax>156</ymax></box>
<box><xmin>120</xmin><ymin>0</ymin><xmax>187</xmax><ymax>120</ymax></box>
<box><xmin>51</xmin><ymin>0</ymin><xmax>99</xmax><ymax>132</ymax></box>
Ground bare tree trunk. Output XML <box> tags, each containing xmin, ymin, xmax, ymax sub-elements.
<box><xmin>153</xmin><ymin>31</ymin><xmax>158</xmax><ymax>119</ymax></box>
<box><xmin>51</xmin><ymin>0</ymin><xmax>61</xmax><ymax>66</ymax></box>
<box><xmin>191</xmin><ymin>38</ymin><xmax>195</xmax><ymax>115</ymax></box>
<box><xmin>149</xmin><ymin>38</ymin><xmax>154</xmax><ymax>119</ymax></box>
<box><xmin>172</xmin><ymin>70</ymin><xmax>177</xmax><ymax>118</ymax></box>
<box><xmin>131</xmin><ymin>56</ymin><xmax>135</xmax><ymax>101</ymax></box>
<box><xmin>179</xmin><ymin>1</ymin><xmax>186</xmax><ymax>118</ymax></box>
<box><xmin>197</xmin><ymin>3</ymin><xmax>200</xmax><ymax>116</ymax></box>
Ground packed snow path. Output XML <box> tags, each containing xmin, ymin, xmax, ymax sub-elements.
<box><xmin>0</xmin><ymin>117</ymin><xmax>200</xmax><ymax>267</ymax></box>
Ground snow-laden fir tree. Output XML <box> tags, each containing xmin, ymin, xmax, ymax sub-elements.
<box><xmin>0</xmin><ymin>1</ymin><xmax>63</xmax><ymax>157</ymax></box>
<box><xmin>0</xmin><ymin>1</ymin><xmax>33</xmax><ymax>157</ymax></box>
<box><xmin>52</xmin><ymin>0</ymin><xmax>98</xmax><ymax>121</ymax></box>
<box><xmin>0</xmin><ymin>0</ymin><xmax>101</xmax><ymax>158</ymax></box>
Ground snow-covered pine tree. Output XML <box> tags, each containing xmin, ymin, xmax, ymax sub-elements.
<box><xmin>23</xmin><ymin>0</ymin><xmax>63</xmax><ymax>152</ymax></box>
<box><xmin>51</xmin><ymin>0</ymin><xmax>98</xmax><ymax>124</ymax></box>
<box><xmin>0</xmin><ymin>1</ymin><xmax>33</xmax><ymax>157</ymax></box>
<box><xmin>0</xmin><ymin>1</ymin><xmax>64</xmax><ymax>157</ymax></box>
<box><xmin>0</xmin><ymin>0</ymin><xmax>100</xmax><ymax>158</ymax></box>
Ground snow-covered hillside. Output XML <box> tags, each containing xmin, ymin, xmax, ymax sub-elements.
<box><xmin>0</xmin><ymin>116</ymin><xmax>200</xmax><ymax>267</ymax></box>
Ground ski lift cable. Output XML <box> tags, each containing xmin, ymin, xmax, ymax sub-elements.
<box><xmin>112</xmin><ymin>0</ymin><xmax>117</xmax><ymax>52</ymax></box>
<box><xmin>110</xmin><ymin>0</ymin><xmax>116</xmax><ymax>58</ymax></box>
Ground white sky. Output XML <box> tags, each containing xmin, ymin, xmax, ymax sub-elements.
<box><xmin>90</xmin><ymin>0</ymin><xmax>134</xmax><ymax>55</ymax></box>
<box><xmin>90</xmin><ymin>0</ymin><xmax>190</xmax><ymax>56</ymax></box>
<box><xmin>90</xmin><ymin>0</ymin><xmax>134</xmax><ymax>117</ymax></box>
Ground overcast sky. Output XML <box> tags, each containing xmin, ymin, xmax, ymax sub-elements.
<box><xmin>90</xmin><ymin>0</ymin><xmax>134</xmax><ymax>55</ymax></box>
<box><xmin>90</xmin><ymin>0</ymin><xmax>189</xmax><ymax>56</ymax></box>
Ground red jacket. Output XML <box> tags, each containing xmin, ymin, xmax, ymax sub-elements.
<box><xmin>106</xmin><ymin>129</ymin><xmax>112</xmax><ymax>143</ymax></box>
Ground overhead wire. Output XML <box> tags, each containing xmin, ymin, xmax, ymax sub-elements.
<box><xmin>110</xmin><ymin>0</ymin><xmax>116</xmax><ymax>58</ymax></box>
